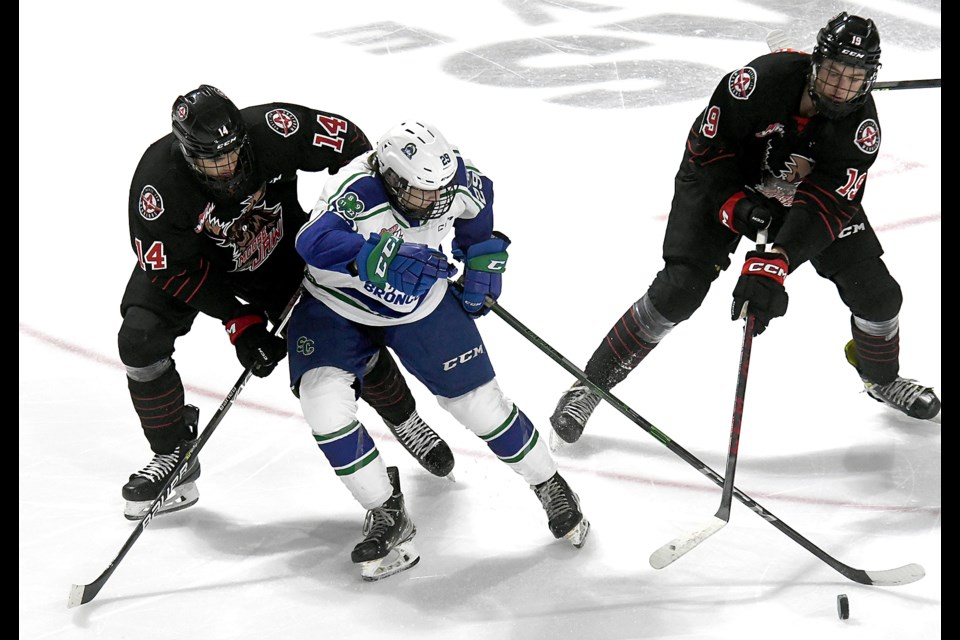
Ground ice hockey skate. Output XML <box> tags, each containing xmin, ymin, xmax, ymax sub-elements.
<box><xmin>845</xmin><ymin>341</ymin><xmax>941</xmax><ymax>422</ymax></box>
<box><xmin>122</xmin><ymin>405</ymin><xmax>202</xmax><ymax>520</ymax></box>
<box><xmin>532</xmin><ymin>472</ymin><xmax>590</xmax><ymax>548</ymax></box>
<box><xmin>550</xmin><ymin>383</ymin><xmax>602</xmax><ymax>447</ymax></box>
<box><xmin>351</xmin><ymin>466</ymin><xmax>420</xmax><ymax>581</ymax></box>
<box><xmin>385</xmin><ymin>410</ymin><xmax>456</xmax><ymax>479</ymax></box>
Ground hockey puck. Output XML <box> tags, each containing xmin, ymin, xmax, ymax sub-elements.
<box><xmin>837</xmin><ymin>594</ymin><xmax>850</xmax><ymax>620</ymax></box>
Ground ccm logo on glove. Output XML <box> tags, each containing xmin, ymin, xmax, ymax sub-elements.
<box><xmin>744</xmin><ymin>260</ymin><xmax>787</xmax><ymax>281</ymax></box>
<box><xmin>372</xmin><ymin>235</ymin><xmax>400</xmax><ymax>281</ymax></box>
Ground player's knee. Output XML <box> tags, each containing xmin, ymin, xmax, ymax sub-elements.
<box><xmin>647</xmin><ymin>260</ymin><xmax>717</xmax><ymax>323</ymax></box>
<box><xmin>438</xmin><ymin>379</ymin><xmax>512</xmax><ymax>436</ymax></box>
<box><xmin>836</xmin><ymin>260</ymin><xmax>903</xmax><ymax>321</ymax></box>
<box><xmin>299</xmin><ymin>367</ymin><xmax>359</xmax><ymax>436</ymax></box>
<box><xmin>118</xmin><ymin>306</ymin><xmax>177</xmax><ymax>368</ymax></box>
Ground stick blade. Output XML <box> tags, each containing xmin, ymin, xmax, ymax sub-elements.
<box><xmin>649</xmin><ymin>516</ymin><xmax>727</xmax><ymax>569</ymax></box>
<box><xmin>67</xmin><ymin>571</ymin><xmax>109</xmax><ymax>609</ymax></box>
<box><xmin>67</xmin><ymin>583</ymin><xmax>88</xmax><ymax>609</ymax></box>
<box><xmin>862</xmin><ymin>563</ymin><xmax>925</xmax><ymax>587</ymax></box>
<box><xmin>766</xmin><ymin>29</ymin><xmax>793</xmax><ymax>52</ymax></box>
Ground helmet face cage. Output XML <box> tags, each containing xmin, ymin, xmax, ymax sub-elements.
<box><xmin>375</xmin><ymin>122</ymin><xmax>459</xmax><ymax>220</ymax></box>
<box><xmin>809</xmin><ymin>13</ymin><xmax>881</xmax><ymax>119</ymax></box>
<box><xmin>381</xmin><ymin>165</ymin><xmax>458</xmax><ymax>220</ymax></box>
<box><xmin>171</xmin><ymin>85</ymin><xmax>258</xmax><ymax>199</ymax></box>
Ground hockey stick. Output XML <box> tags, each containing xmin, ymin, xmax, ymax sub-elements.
<box><xmin>765</xmin><ymin>30</ymin><xmax>940</xmax><ymax>92</ymax></box>
<box><xmin>649</xmin><ymin>314</ymin><xmax>756</xmax><ymax>569</ymax></box>
<box><xmin>67</xmin><ymin>288</ymin><xmax>303</xmax><ymax>608</ymax></box>
<box><xmin>873</xmin><ymin>78</ymin><xmax>940</xmax><ymax>91</ymax></box>
<box><xmin>649</xmin><ymin>230</ymin><xmax>768</xmax><ymax>568</ymax></box>
<box><xmin>484</xmin><ymin>297</ymin><xmax>924</xmax><ymax>586</ymax></box>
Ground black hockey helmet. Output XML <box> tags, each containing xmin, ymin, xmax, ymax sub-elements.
<box><xmin>171</xmin><ymin>85</ymin><xmax>257</xmax><ymax>198</ymax></box>
<box><xmin>809</xmin><ymin>13</ymin><xmax>882</xmax><ymax>119</ymax></box>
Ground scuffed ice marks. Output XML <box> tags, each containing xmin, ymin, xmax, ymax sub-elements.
<box><xmin>314</xmin><ymin>1</ymin><xmax>939</xmax><ymax>109</ymax></box>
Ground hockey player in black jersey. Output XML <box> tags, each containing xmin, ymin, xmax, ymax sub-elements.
<box><xmin>119</xmin><ymin>85</ymin><xmax>454</xmax><ymax>521</ymax></box>
<box><xmin>551</xmin><ymin>13</ymin><xmax>940</xmax><ymax>444</ymax></box>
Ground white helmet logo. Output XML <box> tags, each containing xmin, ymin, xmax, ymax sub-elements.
<box><xmin>402</xmin><ymin>143</ymin><xmax>417</xmax><ymax>159</ymax></box>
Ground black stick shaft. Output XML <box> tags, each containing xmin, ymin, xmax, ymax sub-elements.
<box><xmin>715</xmin><ymin>314</ymin><xmax>755</xmax><ymax>521</ymax></box>
<box><xmin>873</xmin><ymin>78</ymin><xmax>940</xmax><ymax>91</ymax></box>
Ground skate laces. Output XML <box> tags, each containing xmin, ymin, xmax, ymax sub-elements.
<box><xmin>390</xmin><ymin>414</ymin><xmax>440</xmax><ymax>457</ymax></box>
<box><xmin>537</xmin><ymin>477</ymin><xmax>573</xmax><ymax>518</ymax></box>
<box><xmin>560</xmin><ymin>385</ymin><xmax>601</xmax><ymax>423</ymax></box>
<box><xmin>867</xmin><ymin>377</ymin><xmax>930</xmax><ymax>410</ymax></box>
<box><xmin>132</xmin><ymin>449</ymin><xmax>181</xmax><ymax>483</ymax></box>
<box><xmin>362</xmin><ymin>505</ymin><xmax>398</xmax><ymax>539</ymax></box>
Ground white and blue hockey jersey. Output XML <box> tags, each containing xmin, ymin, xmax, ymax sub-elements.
<box><xmin>295</xmin><ymin>150</ymin><xmax>496</xmax><ymax>326</ymax></box>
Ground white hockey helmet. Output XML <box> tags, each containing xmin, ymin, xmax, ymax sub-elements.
<box><xmin>375</xmin><ymin>121</ymin><xmax>458</xmax><ymax>220</ymax></box>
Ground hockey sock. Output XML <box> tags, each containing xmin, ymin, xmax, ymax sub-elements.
<box><xmin>850</xmin><ymin>315</ymin><xmax>900</xmax><ymax>385</ymax></box>
<box><xmin>361</xmin><ymin>347</ymin><xmax>416</xmax><ymax>425</ymax></box>
<box><xmin>126</xmin><ymin>364</ymin><xmax>189</xmax><ymax>454</ymax></box>
<box><xmin>585</xmin><ymin>295</ymin><xmax>674</xmax><ymax>389</ymax></box>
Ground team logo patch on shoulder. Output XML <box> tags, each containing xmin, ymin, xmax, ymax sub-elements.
<box><xmin>265</xmin><ymin>109</ymin><xmax>300</xmax><ymax>137</ymax></box>
<box><xmin>728</xmin><ymin>67</ymin><xmax>757</xmax><ymax>100</ymax></box>
<box><xmin>854</xmin><ymin>119</ymin><xmax>880</xmax><ymax>154</ymax></box>
<box><xmin>138</xmin><ymin>185</ymin><xmax>164</xmax><ymax>220</ymax></box>
<box><xmin>336</xmin><ymin>192</ymin><xmax>365</xmax><ymax>218</ymax></box>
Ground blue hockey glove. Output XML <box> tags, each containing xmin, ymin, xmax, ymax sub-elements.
<box><xmin>451</xmin><ymin>232</ymin><xmax>511</xmax><ymax>316</ymax></box>
<box><xmin>356</xmin><ymin>233</ymin><xmax>457</xmax><ymax>297</ymax></box>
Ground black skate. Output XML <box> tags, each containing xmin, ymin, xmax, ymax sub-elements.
<box><xmin>122</xmin><ymin>405</ymin><xmax>201</xmax><ymax>520</ymax></box>
<box><xmin>351</xmin><ymin>466</ymin><xmax>419</xmax><ymax>581</ymax></box>
<box><xmin>550</xmin><ymin>383</ymin><xmax>602</xmax><ymax>447</ymax></box>
<box><xmin>532</xmin><ymin>472</ymin><xmax>590</xmax><ymax>548</ymax></box>
<box><xmin>845</xmin><ymin>341</ymin><xmax>941</xmax><ymax>422</ymax></box>
<box><xmin>385</xmin><ymin>410</ymin><xmax>455</xmax><ymax>479</ymax></box>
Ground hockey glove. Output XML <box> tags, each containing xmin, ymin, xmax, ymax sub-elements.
<box><xmin>719</xmin><ymin>189</ymin><xmax>774</xmax><ymax>240</ymax></box>
<box><xmin>224</xmin><ymin>307</ymin><xmax>287</xmax><ymax>377</ymax></box>
<box><xmin>731</xmin><ymin>251</ymin><xmax>789</xmax><ymax>336</ymax></box>
<box><xmin>451</xmin><ymin>232</ymin><xmax>511</xmax><ymax>316</ymax></box>
<box><xmin>356</xmin><ymin>232</ymin><xmax>457</xmax><ymax>298</ymax></box>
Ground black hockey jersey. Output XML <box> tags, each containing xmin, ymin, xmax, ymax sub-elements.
<box><xmin>127</xmin><ymin>103</ymin><xmax>371</xmax><ymax>321</ymax></box>
<box><xmin>683</xmin><ymin>51</ymin><xmax>881</xmax><ymax>267</ymax></box>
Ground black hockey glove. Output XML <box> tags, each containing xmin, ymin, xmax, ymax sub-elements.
<box><xmin>224</xmin><ymin>307</ymin><xmax>287</xmax><ymax>377</ymax></box>
<box><xmin>719</xmin><ymin>189</ymin><xmax>774</xmax><ymax>240</ymax></box>
<box><xmin>731</xmin><ymin>251</ymin><xmax>789</xmax><ymax>336</ymax></box>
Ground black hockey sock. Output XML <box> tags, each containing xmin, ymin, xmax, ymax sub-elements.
<box><xmin>584</xmin><ymin>305</ymin><xmax>660</xmax><ymax>390</ymax></box>
<box><xmin>850</xmin><ymin>318</ymin><xmax>900</xmax><ymax>385</ymax></box>
<box><xmin>127</xmin><ymin>365</ymin><xmax>190</xmax><ymax>454</ymax></box>
<box><xmin>360</xmin><ymin>347</ymin><xmax>416</xmax><ymax>425</ymax></box>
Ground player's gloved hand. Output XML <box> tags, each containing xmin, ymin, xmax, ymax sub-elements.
<box><xmin>356</xmin><ymin>232</ymin><xmax>457</xmax><ymax>297</ymax></box>
<box><xmin>451</xmin><ymin>232</ymin><xmax>511</xmax><ymax>316</ymax></box>
<box><xmin>224</xmin><ymin>307</ymin><xmax>287</xmax><ymax>377</ymax></box>
<box><xmin>731</xmin><ymin>251</ymin><xmax>789</xmax><ymax>336</ymax></box>
<box><xmin>719</xmin><ymin>188</ymin><xmax>774</xmax><ymax>240</ymax></box>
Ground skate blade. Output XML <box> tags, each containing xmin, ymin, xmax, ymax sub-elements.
<box><xmin>123</xmin><ymin>482</ymin><xmax>199</xmax><ymax>521</ymax></box>
<box><xmin>548</xmin><ymin>428</ymin><xmax>570</xmax><ymax>453</ymax></box>
<box><xmin>445</xmin><ymin>472</ymin><xmax>457</xmax><ymax>483</ymax></box>
<box><xmin>359</xmin><ymin>542</ymin><xmax>420</xmax><ymax>581</ymax></box>
<box><xmin>929</xmin><ymin>410</ymin><xmax>941</xmax><ymax>424</ymax></box>
<box><xmin>564</xmin><ymin>518</ymin><xmax>590</xmax><ymax>549</ymax></box>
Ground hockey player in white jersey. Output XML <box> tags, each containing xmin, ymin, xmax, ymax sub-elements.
<box><xmin>287</xmin><ymin>121</ymin><xmax>589</xmax><ymax>580</ymax></box>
